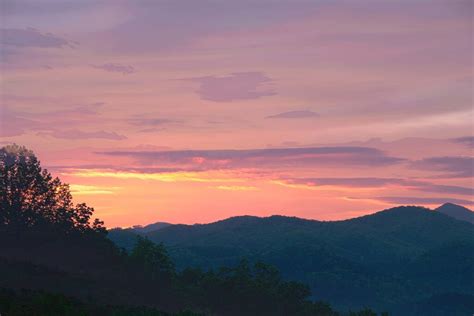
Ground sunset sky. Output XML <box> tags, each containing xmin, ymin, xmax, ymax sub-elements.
<box><xmin>1</xmin><ymin>0</ymin><xmax>472</xmax><ymax>227</ymax></box>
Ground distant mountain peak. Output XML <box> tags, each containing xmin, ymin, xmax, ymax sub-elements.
<box><xmin>435</xmin><ymin>203</ymin><xmax>474</xmax><ymax>224</ymax></box>
<box><xmin>131</xmin><ymin>221</ymin><xmax>172</xmax><ymax>233</ymax></box>
<box><xmin>439</xmin><ymin>202</ymin><xmax>467</xmax><ymax>208</ymax></box>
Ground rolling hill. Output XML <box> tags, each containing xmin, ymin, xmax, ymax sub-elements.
<box><xmin>109</xmin><ymin>205</ymin><xmax>474</xmax><ymax>315</ymax></box>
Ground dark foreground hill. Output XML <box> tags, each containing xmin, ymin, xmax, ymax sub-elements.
<box><xmin>110</xmin><ymin>205</ymin><xmax>474</xmax><ymax>315</ymax></box>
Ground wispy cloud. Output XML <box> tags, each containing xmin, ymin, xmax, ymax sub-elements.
<box><xmin>215</xmin><ymin>185</ymin><xmax>258</xmax><ymax>191</ymax></box>
<box><xmin>129</xmin><ymin>118</ymin><xmax>174</xmax><ymax>127</ymax></box>
<box><xmin>49</xmin><ymin>165</ymin><xmax>183</xmax><ymax>174</ymax></box>
<box><xmin>69</xmin><ymin>184</ymin><xmax>119</xmax><ymax>195</ymax></box>
<box><xmin>92</xmin><ymin>63</ymin><xmax>136</xmax><ymax>75</ymax></box>
<box><xmin>411</xmin><ymin>156</ymin><xmax>474</xmax><ymax>178</ymax></box>
<box><xmin>41</xmin><ymin>129</ymin><xmax>126</xmax><ymax>140</ymax></box>
<box><xmin>96</xmin><ymin>146</ymin><xmax>405</xmax><ymax>169</ymax></box>
<box><xmin>183</xmin><ymin>72</ymin><xmax>276</xmax><ymax>102</ymax></box>
<box><xmin>0</xmin><ymin>107</ymin><xmax>36</xmax><ymax>137</ymax></box>
<box><xmin>0</xmin><ymin>104</ymin><xmax>125</xmax><ymax>140</ymax></box>
<box><xmin>364</xmin><ymin>196</ymin><xmax>474</xmax><ymax>206</ymax></box>
<box><xmin>276</xmin><ymin>177</ymin><xmax>473</xmax><ymax>196</ymax></box>
<box><xmin>63</xmin><ymin>170</ymin><xmax>244</xmax><ymax>183</ymax></box>
<box><xmin>266</xmin><ymin>110</ymin><xmax>319</xmax><ymax>119</ymax></box>
<box><xmin>1</xmin><ymin>28</ymin><xmax>75</xmax><ymax>48</ymax></box>
<box><xmin>451</xmin><ymin>136</ymin><xmax>474</xmax><ymax>148</ymax></box>
<box><xmin>1</xmin><ymin>27</ymin><xmax>76</xmax><ymax>64</ymax></box>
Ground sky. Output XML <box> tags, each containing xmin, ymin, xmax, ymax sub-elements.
<box><xmin>0</xmin><ymin>0</ymin><xmax>473</xmax><ymax>227</ymax></box>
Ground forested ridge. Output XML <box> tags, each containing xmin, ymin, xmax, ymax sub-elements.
<box><xmin>109</xmin><ymin>208</ymin><xmax>474</xmax><ymax>315</ymax></box>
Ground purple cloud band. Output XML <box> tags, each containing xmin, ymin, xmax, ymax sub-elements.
<box><xmin>371</xmin><ymin>196</ymin><xmax>474</xmax><ymax>206</ymax></box>
<box><xmin>1</xmin><ymin>28</ymin><xmax>74</xmax><ymax>48</ymax></box>
<box><xmin>97</xmin><ymin>146</ymin><xmax>405</xmax><ymax>168</ymax></box>
<box><xmin>266</xmin><ymin>110</ymin><xmax>319</xmax><ymax>119</ymax></box>
<box><xmin>411</xmin><ymin>156</ymin><xmax>474</xmax><ymax>178</ymax></box>
<box><xmin>40</xmin><ymin>129</ymin><xmax>126</xmax><ymax>140</ymax></box>
<box><xmin>281</xmin><ymin>177</ymin><xmax>473</xmax><ymax>196</ymax></box>
<box><xmin>183</xmin><ymin>72</ymin><xmax>276</xmax><ymax>102</ymax></box>
<box><xmin>451</xmin><ymin>136</ymin><xmax>474</xmax><ymax>148</ymax></box>
<box><xmin>92</xmin><ymin>63</ymin><xmax>136</xmax><ymax>75</ymax></box>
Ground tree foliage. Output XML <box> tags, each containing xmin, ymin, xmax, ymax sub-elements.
<box><xmin>173</xmin><ymin>259</ymin><xmax>341</xmax><ymax>316</ymax></box>
<box><xmin>0</xmin><ymin>144</ymin><xmax>104</xmax><ymax>234</ymax></box>
<box><xmin>130</xmin><ymin>236</ymin><xmax>175</xmax><ymax>282</ymax></box>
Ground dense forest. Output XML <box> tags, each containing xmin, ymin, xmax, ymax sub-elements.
<box><xmin>110</xmin><ymin>206</ymin><xmax>474</xmax><ymax>315</ymax></box>
<box><xmin>0</xmin><ymin>144</ymin><xmax>386</xmax><ymax>315</ymax></box>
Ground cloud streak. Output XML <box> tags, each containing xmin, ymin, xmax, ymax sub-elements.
<box><xmin>97</xmin><ymin>146</ymin><xmax>405</xmax><ymax>169</ymax></box>
<box><xmin>184</xmin><ymin>72</ymin><xmax>276</xmax><ymax>102</ymax></box>
<box><xmin>366</xmin><ymin>196</ymin><xmax>474</xmax><ymax>206</ymax></box>
<box><xmin>451</xmin><ymin>136</ymin><xmax>474</xmax><ymax>148</ymax></box>
<box><xmin>411</xmin><ymin>156</ymin><xmax>474</xmax><ymax>178</ymax></box>
<box><xmin>277</xmin><ymin>177</ymin><xmax>473</xmax><ymax>196</ymax></box>
<box><xmin>69</xmin><ymin>184</ymin><xmax>119</xmax><ymax>195</ymax></box>
<box><xmin>266</xmin><ymin>110</ymin><xmax>319</xmax><ymax>119</ymax></box>
<box><xmin>92</xmin><ymin>63</ymin><xmax>136</xmax><ymax>75</ymax></box>
<box><xmin>41</xmin><ymin>129</ymin><xmax>126</xmax><ymax>140</ymax></box>
<box><xmin>1</xmin><ymin>28</ymin><xmax>74</xmax><ymax>48</ymax></box>
<box><xmin>0</xmin><ymin>104</ymin><xmax>127</xmax><ymax>141</ymax></box>
<box><xmin>216</xmin><ymin>185</ymin><xmax>258</xmax><ymax>191</ymax></box>
<box><xmin>129</xmin><ymin>118</ymin><xmax>174</xmax><ymax>126</ymax></box>
<box><xmin>63</xmin><ymin>170</ymin><xmax>244</xmax><ymax>183</ymax></box>
<box><xmin>0</xmin><ymin>107</ymin><xmax>36</xmax><ymax>137</ymax></box>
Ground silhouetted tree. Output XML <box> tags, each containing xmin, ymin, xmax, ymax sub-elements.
<box><xmin>130</xmin><ymin>236</ymin><xmax>175</xmax><ymax>281</ymax></box>
<box><xmin>348</xmin><ymin>309</ymin><xmax>379</xmax><ymax>316</ymax></box>
<box><xmin>0</xmin><ymin>144</ymin><xmax>105</xmax><ymax>234</ymax></box>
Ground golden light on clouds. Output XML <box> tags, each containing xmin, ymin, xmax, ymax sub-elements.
<box><xmin>69</xmin><ymin>184</ymin><xmax>120</xmax><ymax>195</ymax></box>
<box><xmin>215</xmin><ymin>185</ymin><xmax>259</xmax><ymax>191</ymax></box>
<box><xmin>62</xmin><ymin>170</ymin><xmax>246</xmax><ymax>183</ymax></box>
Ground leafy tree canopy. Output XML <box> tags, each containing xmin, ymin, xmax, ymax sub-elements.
<box><xmin>0</xmin><ymin>144</ymin><xmax>105</xmax><ymax>234</ymax></box>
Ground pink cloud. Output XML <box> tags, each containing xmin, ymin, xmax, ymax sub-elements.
<box><xmin>1</xmin><ymin>28</ymin><xmax>74</xmax><ymax>48</ymax></box>
<box><xmin>184</xmin><ymin>72</ymin><xmax>276</xmax><ymax>102</ymax></box>
<box><xmin>41</xmin><ymin>129</ymin><xmax>126</xmax><ymax>140</ymax></box>
<box><xmin>92</xmin><ymin>63</ymin><xmax>136</xmax><ymax>75</ymax></box>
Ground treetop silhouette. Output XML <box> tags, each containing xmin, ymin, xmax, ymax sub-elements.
<box><xmin>0</xmin><ymin>144</ymin><xmax>105</xmax><ymax>234</ymax></box>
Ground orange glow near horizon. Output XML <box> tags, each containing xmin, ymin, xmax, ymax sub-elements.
<box><xmin>63</xmin><ymin>170</ymin><xmax>246</xmax><ymax>183</ymax></box>
<box><xmin>55</xmin><ymin>165</ymin><xmax>473</xmax><ymax>228</ymax></box>
<box><xmin>1</xmin><ymin>1</ymin><xmax>472</xmax><ymax>227</ymax></box>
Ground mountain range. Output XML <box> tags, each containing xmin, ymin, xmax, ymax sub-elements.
<box><xmin>109</xmin><ymin>203</ymin><xmax>474</xmax><ymax>315</ymax></box>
